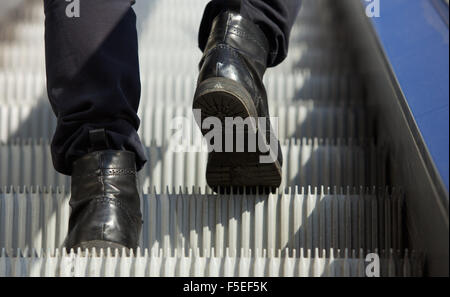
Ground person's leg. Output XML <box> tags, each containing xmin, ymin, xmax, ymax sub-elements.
<box><xmin>198</xmin><ymin>0</ymin><xmax>302</xmax><ymax>67</ymax></box>
<box><xmin>44</xmin><ymin>0</ymin><xmax>146</xmax><ymax>176</ymax></box>
<box><xmin>44</xmin><ymin>0</ymin><xmax>144</xmax><ymax>251</ymax></box>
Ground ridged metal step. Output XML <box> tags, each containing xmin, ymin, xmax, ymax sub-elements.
<box><xmin>0</xmin><ymin>71</ymin><xmax>366</xmax><ymax>104</ymax></box>
<box><xmin>0</xmin><ymin>140</ymin><xmax>387</xmax><ymax>189</ymax></box>
<box><xmin>0</xmin><ymin>248</ymin><xmax>420</xmax><ymax>277</ymax></box>
<box><xmin>0</xmin><ymin>45</ymin><xmax>356</xmax><ymax>73</ymax></box>
<box><xmin>0</xmin><ymin>101</ymin><xmax>372</xmax><ymax>144</ymax></box>
<box><xmin>0</xmin><ymin>186</ymin><xmax>403</xmax><ymax>255</ymax></box>
<box><xmin>0</xmin><ymin>15</ymin><xmax>345</xmax><ymax>45</ymax></box>
<box><xmin>3</xmin><ymin>0</ymin><xmax>340</xmax><ymax>26</ymax></box>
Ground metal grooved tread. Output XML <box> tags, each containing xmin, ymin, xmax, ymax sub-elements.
<box><xmin>0</xmin><ymin>0</ymin><xmax>418</xmax><ymax>276</ymax></box>
<box><xmin>0</xmin><ymin>72</ymin><xmax>366</xmax><ymax>103</ymax></box>
<box><xmin>0</xmin><ymin>101</ymin><xmax>373</xmax><ymax>143</ymax></box>
<box><xmin>0</xmin><ymin>141</ymin><xmax>387</xmax><ymax>189</ymax></box>
<box><xmin>1</xmin><ymin>248</ymin><xmax>420</xmax><ymax>277</ymax></box>
<box><xmin>0</xmin><ymin>187</ymin><xmax>403</xmax><ymax>255</ymax></box>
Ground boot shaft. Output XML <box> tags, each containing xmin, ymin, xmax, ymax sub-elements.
<box><xmin>201</xmin><ymin>11</ymin><xmax>270</xmax><ymax>78</ymax></box>
<box><xmin>71</xmin><ymin>150</ymin><xmax>141</xmax><ymax>213</ymax></box>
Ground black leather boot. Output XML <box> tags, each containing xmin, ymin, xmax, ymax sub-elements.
<box><xmin>193</xmin><ymin>11</ymin><xmax>283</xmax><ymax>192</ymax></box>
<box><xmin>64</xmin><ymin>129</ymin><xmax>143</xmax><ymax>253</ymax></box>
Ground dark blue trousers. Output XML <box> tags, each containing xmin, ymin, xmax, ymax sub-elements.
<box><xmin>43</xmin><ymin>0</ymin><xmax>302</xmax><ymax>175</ymax></box>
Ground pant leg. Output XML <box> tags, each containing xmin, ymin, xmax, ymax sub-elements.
<box><xmin>198</xmin><ymin>0</ymin><xmax>302</xmax><ymax>67</ymax></box>
<box><xmin>44</xmin><ymin>0</ymin><xmax>146</xmax><ymax>175</ymax></box>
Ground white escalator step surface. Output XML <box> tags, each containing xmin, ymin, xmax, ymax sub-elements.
<box><xmin>0</xmin><ymin>101</ymin><xmax>373</xmax><ymax>143</ymax></box>
<box><xmin>0</xmin><ymin>187</ymin><xmax>404</xmax><ymax>258</ymax></box>
<box><xmin>0</xmin><ymin>140</ymin><xmax>387</xmax><ymax>189</ymax></box>
<box><xmin>0</xmin><ymin>45</ymin><xmax>355</xmax><ymax>73</ymax></box>
<box><xmin>0</xmin><ymin>71</ymin><xmax>365</xmax><ymax>104</ymax></box>
<box><xmin>0</xmin><ymin>247</ymin><xmax>420</xmax><ymax>277</ymax></box>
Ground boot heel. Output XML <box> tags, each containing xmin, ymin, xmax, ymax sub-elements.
<box><xmin>193</xmin><ymin>77</ymin><xmax>258</xmax><ymax>135</ymax></box>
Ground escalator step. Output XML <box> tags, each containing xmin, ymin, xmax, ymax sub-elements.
<box><xmin>0</xmin><ymin>140</ymin><xmax>387</xmax><ymax>189</ymax></box>
<box><xmin>0</xmin><ymin>71</ymin><xmax>366</xmax><ymax>104</ymax></box>
<box><xmin>0</xmin><ymin>186</ymin><xmax>404</xmax><ymax>259</ymax></box>
<box><xmin>0</xmin><ymin>44</ymin><xmax>356</xmax><ymax>73</ymax></box>
<box><xmin>0</xmin><ymin>247</ymin><xmax>420</xmax><ymax>277</ymax></box>
<box><xmin>0</xmin><ymin>101</ymin><xmax>372</xmax><ymax>144</ymax></box>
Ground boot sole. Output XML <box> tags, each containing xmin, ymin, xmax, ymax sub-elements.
<box><xmin>193</xmin><ymin>77</ymin><xmax>282</xmax><ymax>193</ymax></box>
